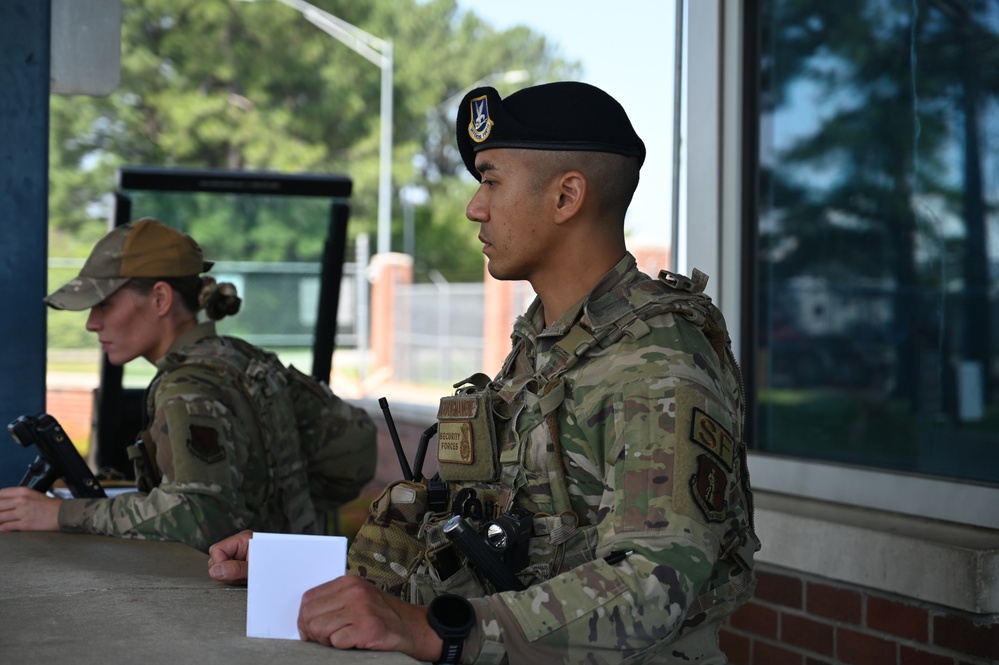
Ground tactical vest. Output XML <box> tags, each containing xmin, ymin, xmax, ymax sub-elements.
<box><xmin>136</xmin><ymin>336</ymin><xmax>319</xmax><ymax>535</ymax></box>
<box><xmin>348</xmin><ymin>269</ymin><xmax>758</xmax><ymax>633</ymax></box>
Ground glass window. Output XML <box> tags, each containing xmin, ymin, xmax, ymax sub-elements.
<box><xmin>754</xmin><ymin>1</ymin><xmax>999</xmax><ymax>485</ymax></box>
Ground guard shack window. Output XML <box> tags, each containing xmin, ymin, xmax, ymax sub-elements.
<box><xmin>750</xmin><ymin>1</ymin><xmax>999</xmax><ymax>485</ymax></box>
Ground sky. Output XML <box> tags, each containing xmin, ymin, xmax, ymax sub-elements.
<box><xmin>454</xmin><ymin>0</ymin><xmax>678</xmax><ymax>248</ymax></box>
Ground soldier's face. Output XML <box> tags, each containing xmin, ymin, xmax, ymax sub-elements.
<box><xmin>86</xmin><ymin>287</ymin><xmax>162</xmax><ymax>365</ymax></box>
<box><xmin>466</xmin><ymin>148</ymin><xmax>558</xmax><ymax>283</ymax></box>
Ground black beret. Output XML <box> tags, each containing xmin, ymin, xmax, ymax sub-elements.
<box><xmin>455</xmin><ymin>81</ymin><xmax>646</xmax><ymax>181</ymax></box>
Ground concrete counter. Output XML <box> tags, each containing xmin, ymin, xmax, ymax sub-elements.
<box><xmin>0</xmin><ymin>532</ymin><xmax>421</xmax><ymax>664</ymax></box>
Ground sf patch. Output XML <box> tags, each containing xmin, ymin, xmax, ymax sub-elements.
<box><xmin>690</xmin><ymin>407</ymin><xmax>735</xmax><ymax>470</ymax></box>
<box><xmin>689</xmin><ymin>408</ymin><xmax>734</xmax><ymax>522</ymax></box>
<box><xmin>673</xmin><ymin>386</ymin><xmax>738</xmax><ymax>525</ymax></box>
<box><xmin>186</xmin><ymin>424</ymin><xmax>225</xmax><ymax>464</ymax></box>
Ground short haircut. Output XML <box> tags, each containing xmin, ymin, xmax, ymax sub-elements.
<box><xmin>521</xmin><ymin>150</ymin><xmax>640</xmax><ymax>219</ymax></box>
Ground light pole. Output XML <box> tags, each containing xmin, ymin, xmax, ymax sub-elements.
<box><xmin>241</xmin><ymin>0</ymin><xmax>393</xmax><ymax>255</ymax></box>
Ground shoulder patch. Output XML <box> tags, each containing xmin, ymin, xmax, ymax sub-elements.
<box><xmin>187</xmin><ymin>424</ymin><xmax>225</xmax><ymax>464</ymax></box>
<box><xmin>690</xmin><ymin>407</ymin><xmax>735</xmax><ymax>470</ymax></box>
<box><xmin>690</xmin><ymin>454</ymin><xmax>727</xmax><ymax>522</ymax></box>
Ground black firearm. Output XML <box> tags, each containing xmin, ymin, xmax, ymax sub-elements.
<box><xmin>9</xmin><ymin>413</ymin><xmax>106</xmax><ymax>498</ymax></box>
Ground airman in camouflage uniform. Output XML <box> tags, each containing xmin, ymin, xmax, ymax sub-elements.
<box><xmin>0</xmin><ymin>218</ymin><xmax>374</xmax><ymax>552</ymax></box>
<box><xmin>207</xmin><ymin>81</ymin><xmax>759</xmax><ymax>664</ymax></box>
<box><xmin>58</xmin><ymin>320</ymin><xmax>321</xmax><ymax>552</ymax></box>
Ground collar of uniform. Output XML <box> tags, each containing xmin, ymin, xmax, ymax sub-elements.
<box><xmin>155</xmin><ymin>320</ymin><xmax>219</xmax><ymax>371</ymax></box>
<box><xmin>535</xmin><ymin>252</ymin><xmax>640</xmax><ymax>340</ymax></box>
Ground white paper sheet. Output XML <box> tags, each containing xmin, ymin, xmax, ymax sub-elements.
<box><xmin>245</xmin><ymin>532</ymin><xmax>347</xmax><ymax>640</ymax></box>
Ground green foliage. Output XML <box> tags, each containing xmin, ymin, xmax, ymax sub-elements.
<box><xmin>48</xmin><ymin>0</ymin><xmax>581</xmax><ymax>269</ymax></box>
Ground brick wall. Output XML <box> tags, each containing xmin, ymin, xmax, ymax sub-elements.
<box><xmin>721</xmin><ymin>564</ymin><xmax>999</xmax><ymax>665</ymax></box>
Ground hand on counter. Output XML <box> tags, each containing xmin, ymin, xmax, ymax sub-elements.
<box><xmin>298</xmin><ymin>574</ymin><xmax>442</xmax><ymax>663</ymax></box>
<box><xmin>0</xmin><ymin>487</ymin><xmax>61</xmax><ymax>532</ymax></box>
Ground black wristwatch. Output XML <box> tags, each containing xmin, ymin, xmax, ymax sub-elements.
<box><xmin>427</xmin><ymin>593</ymin><xmax>475</xmax><ymax>664</ymax></box>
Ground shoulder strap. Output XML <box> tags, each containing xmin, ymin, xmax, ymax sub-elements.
<box><xmin>535</xmin><ymin>268</ymin><xmax>723</xmax><ymax>394</ymax></box>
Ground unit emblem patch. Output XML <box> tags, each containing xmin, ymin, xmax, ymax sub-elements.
<box><xmin>187</xmin><ymin>424</ymin><xmax>225</xmax><ymax>464</ymax></box>
<box><xmin>690</xmin><ymin>454</ymin><xmax>727</xmax><ymax>522</ymax></box>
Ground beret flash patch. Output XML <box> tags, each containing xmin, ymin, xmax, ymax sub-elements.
<box><xmin>187</xmin><ymin>424</ymin><xmax>224</xmax><ymax>464</ymax></box>
<box><xmin>468</xmin><ymin>95</ymin><xmax>493</xmax><ymax>143</ymax></box>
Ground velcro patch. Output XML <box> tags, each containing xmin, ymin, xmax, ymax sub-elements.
<box><xmin>187</xmin><ymin>424</ymin><xmax>224</xmax><ymax>464</ymax></box>
<box><xmin>438</xmin><ymin>395</ymin><xmax>477</xmax><ymax>419</ymax></box>
<box><xmin>691</xmin><ymin>454</ymin><xmax>727</xmax><ymax>522</ymax></box>
<box><xmin>690</xmin><ymin>407</ymin><xmax>735</xmax><ymax>470</ymax></box>
<box><xmin>437</xmin><ymin>421</ymin><xmax>474</xmax><ymax>465</ymax></box>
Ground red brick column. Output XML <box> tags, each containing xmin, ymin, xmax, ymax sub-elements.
<box><xmin>368</xmin><ymin>253</ymin><xmax>413</xmax><ymax>380</ymax></box>
<box><xmin>482</xmin><ymin>266</ymin><xmax>514</xmax><ymax>377</ymax></box>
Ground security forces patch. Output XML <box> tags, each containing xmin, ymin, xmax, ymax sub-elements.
<box><xmin>691</xmin><ymin>454</ymin><xmax>727</xmax><ymax>522</ymax></box>
<box><xmin>690</xmin><ymin>407</ymin><xmax>735</xmax><ymax>470</ymax></box>
<box><xmin>187</xmin><ymin>424</ymin><xmax>225</xmax><ymax>464</ymax></box>
<box><xmin>468</xmin><ymin>95</ymin><xmax>493</xmax><ymax>143</ymax></box>
<box><xmin>438</xmin><ymin>421</ymin><xmax>474</xmax><ymax>465</ymax></box>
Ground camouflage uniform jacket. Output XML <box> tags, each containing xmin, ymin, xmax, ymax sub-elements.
<box><xmin>59</xmin><ymin>322</ymin><xmax>318</xmax><ymax>551</ymax></box>
<box><xmin>454</xmin><ymin>254</ymin><xmax>760</xmax><ymax>664</ymax></box>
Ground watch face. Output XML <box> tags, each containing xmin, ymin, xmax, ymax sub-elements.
<box><xmin>430</xmin><ymin>593</ymin><xmax>474</xmax><ymax>633</ymax></box>
<box><xmin>429</xmin><ymin>594</ymin><xmax>474</xmax><ymax>664</ymax></box>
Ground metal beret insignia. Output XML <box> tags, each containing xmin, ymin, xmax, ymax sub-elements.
<box><xmin>468</xmin><ymin>95</ymin><xmax>493</xmax><ymax>143</ymax></box>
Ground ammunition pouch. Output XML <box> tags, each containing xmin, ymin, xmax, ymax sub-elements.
<box><xmin>347</xmin><ymin>479</ymin><xmax>433</xmax><ymax>598</ymax></box>
<box><xmin>437</xmin><ymin>375</ymin><xmax>499</xmax><ymax>483</ymax></box>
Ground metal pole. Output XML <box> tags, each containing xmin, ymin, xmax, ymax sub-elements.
<box><xmin>377</xmin><ymin>41</ymin><xmax>393</xmax><ymax>255</ymax></box>
<box><xmin>245</xmin><ymin>0</ymin><xmax>393</xmax><ymax>257</ymax></box>
<box><xmin>671</xmin><ymin>0</ymin><xmax>685</xmax><ymax>272</ymax></box>
<box><xmin>356</xmin><ymin>233</ymin><xmax>370</xmax><ymax>381</ymax></box>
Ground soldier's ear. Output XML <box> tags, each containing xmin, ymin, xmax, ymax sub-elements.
<box><xmin>150</xmin><ymin>281</ymin><xmax>174</xmax><ymax>316</ymax></box>
<box><xmin>553</xmin><ymin>170</ymin><xmax>586</xmax><ymax>225</ymax></box>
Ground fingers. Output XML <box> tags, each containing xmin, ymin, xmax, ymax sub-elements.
<box><xmin>206</xmin><ymin>530</ymin><xmax>253</xmax><ymax>585</ymax></box>
<box><xmin>207</xmin><ymin>529</ymin><xmax>253</xmax><ymax>565</ymax></box>
<box><xmin>208</xmin><ymin>559</ymin><xmax>249</xmax><ymax>585</ymax></box>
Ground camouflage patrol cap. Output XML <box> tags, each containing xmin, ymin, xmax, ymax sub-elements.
<box><xmin>455</xmin><ymin>81</ymin><xmax>646</xmax><ymax>181</ymax></box>
<box><xmin>44</xmin><ymin>218</ymin><xmax>214</xmax><ymax>311</ymax></box>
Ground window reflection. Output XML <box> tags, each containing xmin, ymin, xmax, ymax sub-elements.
<box><xmin>756</xmin><ymin>1</ymin><xmax>999</xmax><ymax>483</ymax></box>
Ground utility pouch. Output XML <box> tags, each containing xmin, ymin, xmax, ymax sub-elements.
<box><xmin>436</xmin><ymin>375</ymin><xmax>499</xmax><ymax>482</ymax></box>
<box><xmin>409</xmin><ymin>551</ymin><xmax>487</xmax><ymax>606</ymax></box>
<box><xmin>126</xmin><ymin>431</ymin><xmax>161</xmax><ymax>493</ymax></box>
<box><xmin>346</xmin><ymin>479</ymin><xmax>430</xmax><ymax>598</ymax></box>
